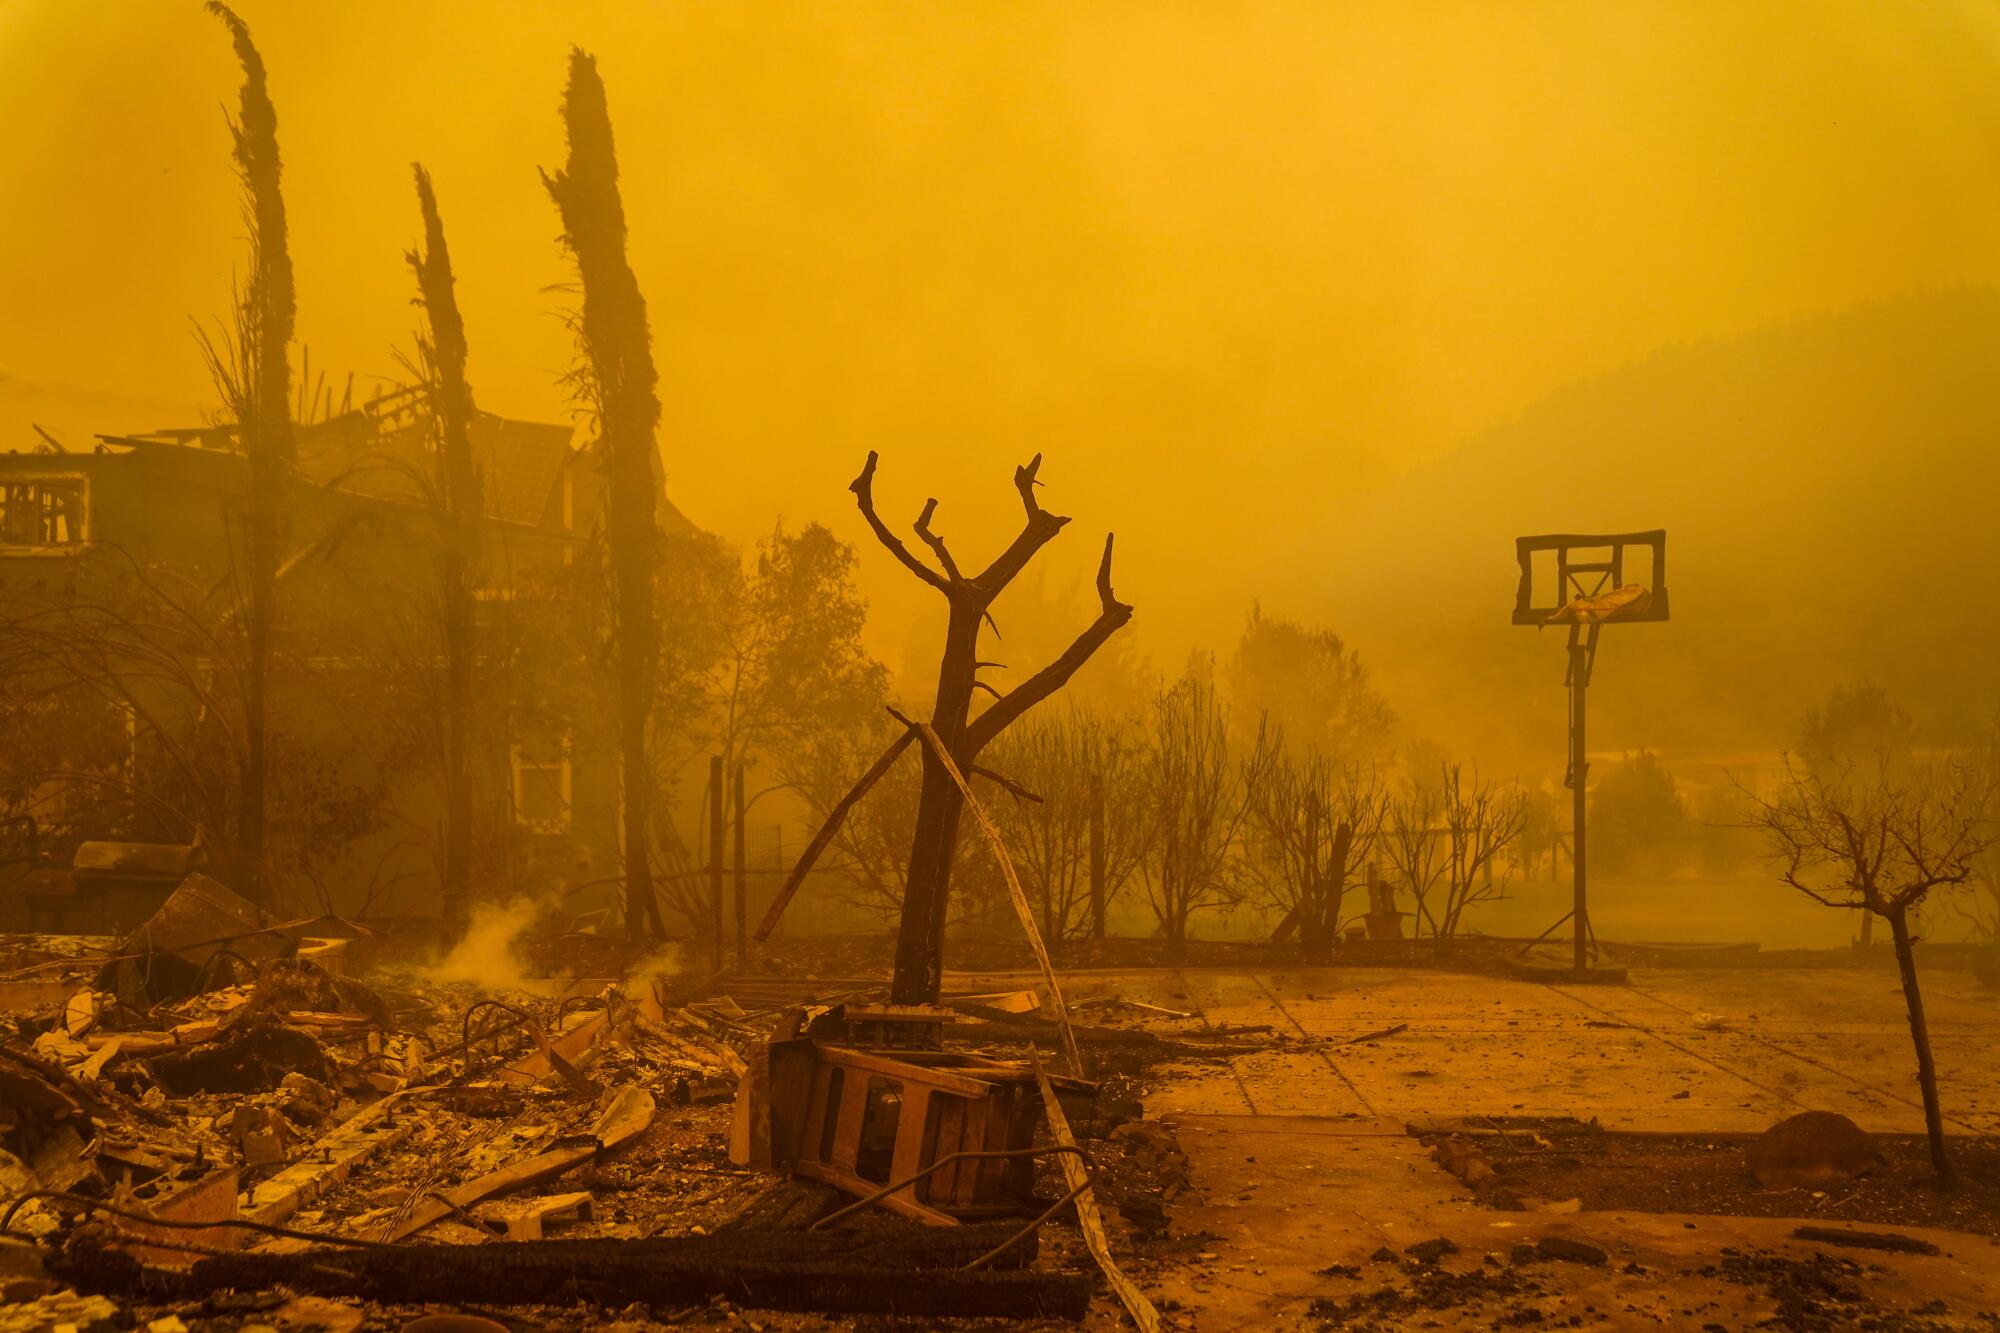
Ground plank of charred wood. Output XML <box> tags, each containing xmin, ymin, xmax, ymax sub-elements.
<box><xmin>241</xmin><ymin>1091</ymin><xmax>414</xmax><ymax>1227</ymax></box>
<box><xmin>1033</xmin><ymin>1049</ymin><xmax>1161</xmax><ymax>1333</ymax></box>
<box><xmin>498</xmin><ymin>1007</ymin><xmax>610</xmax><ymax>1089</ymax></box>
<box><xmin>1790</xmin><ymin>1226</ymin><xmax>1940</xmax><ymax>1256</ymax></box>
<box><xmin>115</xmin><ymin>1168</ymin><xmax>241</xmax><ymax>1268</ymax></box>
<box><xmin>949</xmin><ymin>1020</ymin><xmax>1165</xmax><ymax>1049</ymax></box>
<box><xmin>387</xmin><ymin>1142</ymin><xmax>595</xmax><ymax>1241</ymax></box>
<box><xmin>716</xmin><ymin>1179</ymin><xmax>849</xmax><ymax>1232</ymax></box>
<box><xmin>156</xmin><ymin>1229</ymin><xmax>1086</xmax><ymax>1320</ymax></box>
<box><xmin>387</xmin><ymin>1086</ymin><xmax>655</xmax><ymax>1241</ymax></box>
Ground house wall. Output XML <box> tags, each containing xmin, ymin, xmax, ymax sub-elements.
<box><xmin>0</xmin><ymin>423</ymin><xmax>639</xmax><ymax>925</ymax></box>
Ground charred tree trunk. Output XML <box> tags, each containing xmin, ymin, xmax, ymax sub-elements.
<box><xmin>408</xmin><ymin>163</ymin><xmax>481</xmax><ymax>941</ymax></box>
<box><xmin>709</xmin><ymin>754</ymin><xmax>725</xmax><ymax>970</ymax></box>
<box><xmin>734</xmin><ymin>762</ymin><xmax>748</xmax><ymax>964</ymax></box>
<box><xmin>543</xmin><ymin>49</ymin><xmax>668</xmax><ymax>944</ymax></box>
<box><xmin>1088</xmin><ymin>785</ymin><xmax>1106</xmax><ymax>941</ymax></box>
<box><xmin>1302</xmin><ymin>821</ymin><xmax>1353</xmax><ymax>963</ymax></box>
<box><xmin>850</xmin><ymin>453</ymin><xmax>1131</xmax><ymax>1004</ymax></box>
<box><xmin>1886</xmin><ymin>906</ymin><xmax>1954</xmax><ymax>1183</ymax></box>
<box><xmin>1163</xmin><ymin>872</ymin><xmax>1188</xmax><ymax>964</ymax></box>
<box><xmin>207</xmin><ymin>4</ymin><xmax>295</xmax><ymax>911</ymax></box>
<box><xmin>242</xmin><ymin>495</ymin><xmax>274</xmax><ymax>910</ymax></box>
<box><xmin>891</xmin><ymin>603</ymin><xmax>980</xmax><ymax>1002</ymax></box>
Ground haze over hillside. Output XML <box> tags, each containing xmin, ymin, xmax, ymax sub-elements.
<box><xmin>7</xmin><ymin>0</ymin><xmax>2000</xmax><ymax>693</ymax></box>
<box><xmin>1298</xmin><ymin>288</ymin><xmax>2000</xmax><ymax>774</ymax></box>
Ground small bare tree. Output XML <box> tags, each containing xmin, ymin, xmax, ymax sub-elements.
<box><xmin>1242</xmin><ymin>721</ymin><xmax>1383</xmax><ymax>958</ymax></box>
<box><xmin>1137</xmin><ymin>672</ymin><xmax>1267</xmax><ymax>959</ymax></box>
<box><xmin>1743</xmin><ymin>757</ymin><xmax>1989</xmax><ymax>1183</ymax></box>
<box><xmin>986</xmin><ymin>704</ymin><xmax>1144</xmax><ymax>953</ymax></box>
<box><xmin>1383</xmin><ymin>762</ymin><xmax>1525</xmax><ymax>953</ymax></box>
<box><xmin>1433</xmin><ymin>764</ymin><xmax>1526</xmax><ymax>955</ymax></box>
<box><xmin>1383</xmin><ymin>771</ymin><xmax>1446</xmax><ymax>940</ymax></box>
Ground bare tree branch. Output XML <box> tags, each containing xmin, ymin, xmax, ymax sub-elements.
<box><xmin>850</xmin><ymin>451</ymin><xmax>951</xmax><ymax>593</ymax></box>
<box><xmin>912</xmin><ymin>497</ymin><xmax>962</xmax><ymax>582</ymax></box>
<box><xmin>968</xmin><ymin>534</ymin><xmax>1133</xmax><ymax>752</ymax></box>
<box><xmin>972</xmin><ymin>453</ymin><xmax>1072</xmax><ymax>592</ymax></box>
<box><xmin>970</xmin><ymin>765</ymin><xmax>1043</xmax><ymax>805</ymax></box>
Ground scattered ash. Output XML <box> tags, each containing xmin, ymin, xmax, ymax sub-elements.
<box><xmin>1442</xmin><ymin>1120</ymin><xmax>2000</xmax><ymax>1237</ymax></box>
<box><xmin>1307</xmin><ymin>1260</ymin><xmax>1547</xmax><ymax>1331</ymax></box>
<box><xmin>1705</xmin><ymin>1247</ymin><xmax>1974</xmax><ymax>1333</ymax></box>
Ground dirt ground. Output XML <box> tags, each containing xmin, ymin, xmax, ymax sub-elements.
<box><xmin>1460</xmin><ymin>1124</ymin><xmax>2000</xmax><ymax>1235</ymax></box>
<box><xmin>8</xmin><ymin>937</ymin><xmax>2000</xmax><ymax>1331</ymax></box>
<box><xmin>978</xmin><ymin>960</ymin><xmax>2000</xmax><ymax>1331</ymax></box>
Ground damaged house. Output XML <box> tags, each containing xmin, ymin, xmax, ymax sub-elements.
<box><xmin>0</xmin><ymin>386</ymin><xmax>696</xmax><ymax>928</ymax></box>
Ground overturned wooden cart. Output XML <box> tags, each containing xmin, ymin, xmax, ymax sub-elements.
<box><xmin>731</xmin><ymin>1003</ymin><xmax>1095</xmax><ymax>1224</ymax></box>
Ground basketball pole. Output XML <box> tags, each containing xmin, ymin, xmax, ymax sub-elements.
<box><xmin>1512</xmin><ymin>530</ymin><xmax>1666</xmax><ymax>980</ymax></box>
<box><xmin>1568</xmin><ymin>629</ymin><xmax>1589</xmax><ymax>973</ymax></box>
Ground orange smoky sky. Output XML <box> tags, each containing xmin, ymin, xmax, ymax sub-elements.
<box><xmin>3</xmin><ymin>1</ymin><xmax>1999</xmax><ymax>729</ymax></box>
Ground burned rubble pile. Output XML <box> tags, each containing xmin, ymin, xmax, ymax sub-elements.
<box><xmin>0</xmin><ymin>879</ymin><xmax>1191</xmax><ymax>1330</ymax></box>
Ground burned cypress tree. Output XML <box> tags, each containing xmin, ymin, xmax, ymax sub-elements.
<box><xmin>407</xmin><ymin>164</ymin><xmax>481</xmax><ymax>940</ymax></box>
<box><xmin>200</xmin><ymin>2</ymin><xmax>295</xmax><ymax>908</ymax></box>
<box><xmin>542</xmin><ymin>50</ymin><xmax>667</xmax><ymax>942</ymax></box>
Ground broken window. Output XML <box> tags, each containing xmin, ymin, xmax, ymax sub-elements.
<box><xmin>0</xmin><ymin>475</ymin><xmax>88</xmax><ymax>549</ymax></box>
<box><xmin>510</xmin><ymin>733</ymin><xmax>572</xmax><ymax>833</ymax></box>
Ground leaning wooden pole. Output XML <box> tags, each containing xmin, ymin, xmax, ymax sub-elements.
<box><xmin>1032</xmin><ymin>1050</ymin><xmax>1162</xmax><ymax>1333</ymax></box>
<box><xmin>754</xmin><ymin>728</ymin><xmax>915</xmax><ymax>942</ymax></box>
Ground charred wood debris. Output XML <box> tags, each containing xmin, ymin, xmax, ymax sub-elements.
<box><xmin>0</xmin><ymin>875</ymin><xmax>1258</xmax><ymax>1330</ymax></box>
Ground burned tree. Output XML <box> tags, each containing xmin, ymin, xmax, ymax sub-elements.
<box><xmin>850</xmin><ymin>452</ymin><xmax>1130</xmax><ymax>1002</ymax></box>
<box><xmin>543</xmin><ymin>49</ymin><xmax>668</xmax><ymax>943</ymax></box>
<box><xmin>405</xmin><ymin>164</ymin><xmax>481</xmax><ymax>939</ymax></box>
<box><xmin>197</xmin><ymin>2</ymin><xmax>295</xmax><ymax>907</ymax></box>
<box><xmin>1136</xmin><ymin>671</ymin><xmax>1265</xmax><ymax>961</ymax></box>
<box><xmin>986</xmin><ymin>705</ymin><xmax>1143</xmax><ymax>953</ymax></box>
<box><xmin>1244</xmin><ymin>724</ymin><xmax>1381</xmax><ymax>959</ymax></box>
<box><xmin>1744</xmin><ymin>757</ymin><xmax>1989</xmax><ymax>1183</ymax></box>
<box><xmin>1432</xmin><ymin>763</ymin><xmax>1525</xmax><ymax>954</ymax></box>
<box><xmin>1384</xmin><ymin>761</ymin><xmax>1525</xmax><ymax>953</ymax></box>
<box><xmin>1383</xmin><ymin>771</ymin><xmax>1447</xmax><ymax>939</ymax></box>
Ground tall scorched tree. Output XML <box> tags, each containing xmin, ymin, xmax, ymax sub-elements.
<box><xmin>198</xmin><ymin>2</ymin><xmax>295</xmax><ymax>908</ymax></box>
<box><xmin>542</xmin><ymin>49</ymin><xmax>670</xmax><ymax>943</ymax></box>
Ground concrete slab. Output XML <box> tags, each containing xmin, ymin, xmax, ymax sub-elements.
<box><xmin>946</xmin><ymin>963</ymin><xmax>2000</xmax><ymax>1136</ymax></box>
<box><xmin>1153</xmin><ymin>1112</ymin><xmax>2000</xmax><ymax>1332</ymax></box>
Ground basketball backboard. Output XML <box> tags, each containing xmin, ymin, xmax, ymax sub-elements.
<box><xmin>1512</xmin><ymin>530</ymin><xmax>1668</xmax><ymax>626</ymax></box>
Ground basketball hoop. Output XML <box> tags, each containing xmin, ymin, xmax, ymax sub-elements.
<box><xmin>1512</xmin><ymin>530</ymin><xmax>1669</xmax><ymax>978</ymax></box>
